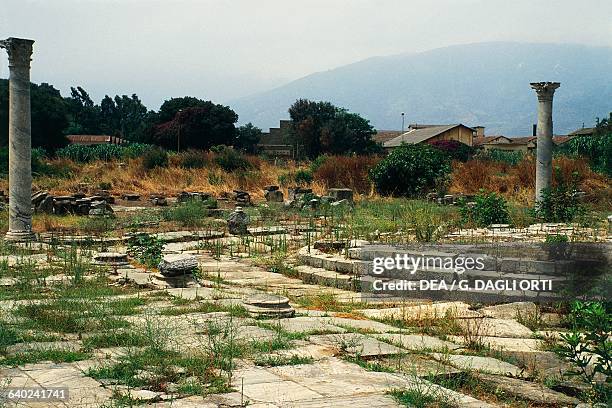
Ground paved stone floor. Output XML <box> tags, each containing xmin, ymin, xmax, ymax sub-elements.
<box><xmin>0</xmin><ymin>241</ymin><xmax>587</xmax><ymax>407</ymax></box>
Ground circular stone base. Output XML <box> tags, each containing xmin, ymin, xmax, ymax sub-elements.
<box><xmin>5</xmin><ymin>230</ymin><xmax>37</xmax><ymax>242</ymax></box>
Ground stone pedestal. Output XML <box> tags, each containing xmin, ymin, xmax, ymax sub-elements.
<box><xmin>1</xmin><ymin>38</ymin><xmax>35</xmax><ymax>241</ymax></box>
<box><xmin>530</xmin><ymin>82</ymin><xmax>560</xmax><ymax>203</ymax></box>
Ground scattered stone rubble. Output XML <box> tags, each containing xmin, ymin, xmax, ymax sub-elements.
<box><xmin>32</xmin><ymin>190</ymin><xmax>114</xmax><ymax>216</ymax></box>
<box><xmin>232</xmin><ymin>190</ymin><xmax>252</xmax><ymax>206</ymax></box>
<box><xmin>158</xmin><ymin>253</ymin><xmax>198</xmax><ymax>277</ymax></box>
<box><xmin>264</xmin><ymin>185</ymin><xmax>284</xmax><ymax>202</ymax></box>
<box><xmin>286</xmin><ymin>187</ymin><xmax>355</xmax><ymax>209</ymax></box>
<box><xmin>227</xmin><ymin>206</ymin><xmax>249</xmax><ymax>235</ymax></box>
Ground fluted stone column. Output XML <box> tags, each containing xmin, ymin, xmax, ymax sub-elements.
<box><xmin>0</xmin><ymin>38</ymin><xmax>36</xmax><ymax>241</ymax></box>
<box><xmin>530</xmin><ymin>81</ymin><xmax>560</xmax><ymax>203</ymax></box>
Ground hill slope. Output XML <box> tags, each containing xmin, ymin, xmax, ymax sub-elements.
<box><xmin>232</xmin><ymin>42</ymin><xmax>612</xmax><ymax>135</ymax></box>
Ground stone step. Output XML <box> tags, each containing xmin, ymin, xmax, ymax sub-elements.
<box><xmin>350</xmin><ymin>243</ymin><xmax>612</xmax><ymax>264</ymax></box>
<box><xmin>360</xmin><ymin>276</ymin><xmax>562</xmax><ymax>303</ymax></box>
<box><xmin>361</xmin><ymin>267</ymin><xmax>571</xmax><ymax>286</ymax></box>
<box><xmin>475</xmin><ymin>373</ymin><xmax>579</xmax><ymax>406</ymax></box>
<box><xmin>305</xmin><ymin>245</ymin><xmax>597</xmax><ymax>276</ymax></box>
<box><xmin>295</xmin><ymin>265</ymin><xmax>358</xmax><ymax>291</ymax></box>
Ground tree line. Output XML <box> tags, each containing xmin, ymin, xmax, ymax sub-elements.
<box><xmin>0</xmin><ymin>80</ymin><xmax>381</xmax><ymax>158</ymax></box>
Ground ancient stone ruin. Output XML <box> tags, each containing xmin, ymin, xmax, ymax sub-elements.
<box><xmin>0</xmin><ymin>37</ymin><xmax>36</xmax><ymax>241</ymax></box>
<box><xmin>530</xmin><ymin>81</ymin><xmax>560</xmax><ymax>202</ymax></box>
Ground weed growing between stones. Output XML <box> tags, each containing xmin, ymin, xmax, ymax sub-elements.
<box><xmin>2</xmin><ymin>349</ymin><xmax>91</xmax><ymax>366</ymax></box>
<box><xmin>254</xmin><ymin>354</ymin><xmax>314</xmax><ymax>367</ymax></box>
<box><xmin>389</xmin><ymin>381</ymin><xmax>456</xmax><ymax>408</ymax></box>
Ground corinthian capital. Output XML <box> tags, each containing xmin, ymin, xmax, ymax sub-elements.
<box><xmin>530</xmin><ymin>82</ymin><xmax>560</xmax><ymax>102</ymax></box>
<box><xmin>0</xmin><ymin>37</ymin><xmax>34</xmax><ymax>68</ymax></box>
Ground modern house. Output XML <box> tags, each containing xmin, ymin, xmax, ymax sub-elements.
<box><xmin>66</xmin><ymin>135</ymin><xmax>124</xmax><ymax>145</ymax></box>
<box><xmin>383</xmin><ymin>124</ymin><xmax>475</xmax><ymax>149</ymax></box>
<box><xmin>373</xmin><ymin>130</ymin><xmax>403</xmax><ymax>145</ymax></box>
<box><xmin>568</xmin><ymin>127</ymin><xmax>596</xmax><ymax>137</ymax></box>
<box><xmin>473</xmin><ymin>135</ymin><xmax>513</xmax><ymax>150</ymax></box>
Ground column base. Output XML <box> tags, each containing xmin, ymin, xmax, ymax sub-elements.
<box><xmin>5</xmin><ymin>230</ymin><xmax>36</xmax><ymax>242</ymax></box>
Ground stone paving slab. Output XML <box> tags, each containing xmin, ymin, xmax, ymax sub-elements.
<box><xmin>430</xmin><ymin>353</ymin><xmax>524</xmax><ymax>377</ymax></box>
<box><xmin>261</xmin><ymin>344</ymin><xmax>338</xmax><ymax>361</ymax></box>
<box><xmin>477</xmin><ymin>373</ymin><xmax>579</xmax><ymax>405</ymax></box>
<box><xmin>448</xmin><ymin>335</ymin><xmax>543</xmax><ymax>353</ymax></box>
<box><xmin>456</xmin><ymin>318</ymin><xmax>533</xmax><ymax>338</ymax></box>
<box><xmin>478</xmin><ymin>302</ymin><xmax>537</xmax><ymax>319</ymax></box>
<box><xmin>307</xmin><ymin>333</ymin><xmax>404</xmax><ymax>358</ymax></box>
<box><xmin>325</xmin><ymin>316</ymin><xmax>403</xmax><ymax>333</ymax></box>
<box><xmin>359</xmin><ymin>302</ymin><xmax>481</xmax><ymax>320</ymax></box>
<box><xmin>261</xmin><ymin>316</ymin><xmax>347</xmax><ymax>334</ymax></box>
<box><xmin>1</xmin><ymin>362</ymin><xmax>112</xmax><ymax>407</ymax></box>
<box><xmin>376</xmin><ymin>333</ymin><xmax>462</xmax><ymax>352</ymax></box>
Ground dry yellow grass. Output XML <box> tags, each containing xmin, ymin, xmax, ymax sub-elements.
<box><xmin>2</xmin><ymin>157</ymin><xmax>328</xmax><ymax>200</ymax></box>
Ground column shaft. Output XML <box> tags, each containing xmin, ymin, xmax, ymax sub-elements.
<box><xmin>2</xmin><ymin>38</ymin><xmax>36</xmax><ymax>241</ymax></box>
<box><xmin>535</xmin><ymin>98</ymin><xmax>553</xmax><ymax>202</ymax></box>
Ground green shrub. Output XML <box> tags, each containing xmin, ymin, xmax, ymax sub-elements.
<box><xmin>310</xmin><ymin>154</ymin><xmax>329</xmax><ymax>172</ymax></box>
<box><xmin>533</xmin><ymin>170</ymin><xmax>584</xmax><ymax>223</ymax></box>
<box><xmin>294</xmin><ymin>169</ymin><xmax>313</xmax><ymax>185</ymax></box>
<box><xmin>428</xmin><ymin>140</ymin><xmax>474</xmax><ymax>162</ymax></box>
<box><xmin>369</xmin><ymin>144</ymin><xmax>451</xmax><ymax>197</ymax></box>
<box><xmin>475</xmin><ymin>149</ymin><xmax>524</xmax><ymax>165</ymax></box>
<box><xmin>142</xmin><ymin>146</ymin><xmax>169</xmax><ymax>169</ymax></box>
<box><xmin>127</xmin><ymin>233</ymin><xmax>164</xmax><ymax>268</ymax></box>
<box><xmin>545</xmin><ymin>234</ymin><xmax>569</xmax><ymax>243</ymax></box>
<box><xmin>459</xmin><ymin>190</ymin><xmax>510</xmax><ymax>227</ymax></box>
<box><xmin>556</xmin><ymin>132</ymin><xmax>612</xmax><ymax>176</ymax></box>
<box><xmin>163</xmin><ymin>199</ymin><xmax>214</xmax><ymax>227</ymax></box>
<box><xmin>555</xmin><ymin>301</ymin><xmax>611</xmax><ymax>403</ymax></box>
<box><xmin>212</xmin><ymin>145</ymin><xmax>251</xmax><ymax>172</ymax></box>
<box><xmin>0</xmin><ymin>147</ymin><xmax>71</xmax><ymax>178</ymax></box>
<box><xmin>179</xmin><ymin>150</ymin><xmax>209</xmax><ymax>169</ymax></box>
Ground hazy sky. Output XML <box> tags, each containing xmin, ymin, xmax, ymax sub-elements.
<box><xmin>2</xmin><ymin>0</ymin><xmax>611</xmax><ymax>109</ymax></box>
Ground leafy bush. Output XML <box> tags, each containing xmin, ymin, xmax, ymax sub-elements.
<box><xmin>369</xmin><ymin>144</ymin><xmax>451</xmax><ymax>197</ymax></box>
<box><xmin>534</xmin><ymin>186</ymin><xmax>584</xmax><ymax>223</ymax></box>
<box><xmin>178</xmin><ymin>149</ymin><xmax>209</xmax><ymax>169</ymax></box>
<box><xmin>459</xmin><ymin>190</ymin><xmax>510</xmax><ymax>227</ymax></box>
<box><xmin>544</xmin><ymin>234</ymin><xmax>569</xmax><ymax>243</ymax></box>
<box><xmin>310</xmin><ymin>155</ymin><xmax>330</xmax><ymax>173</ymax></box>
<box><xmin>141</xmin><ymin>146</ymin><xmax>169</xmax><ymax>169</ymax></box>
<box><xmin>533</xmin><ymin>169</ymin><xmax>585</xmax><ymax>223</ymax></box>
<box><xmin>162</xmin><ymin>199</ymin><xmax>215</xmax><ymax>227</ymax></box>
<box><xmin>0</xmin><ymin>147</ymin><xmax>72</xmax><ymax>178</ymax></box>
<box><xmin>127</xmin><ymin>233</ymin><xmax>164</xmax><ymax>268</ymax></box>
<box><xmin>556</xmin><ymin>132</ymin><xmax>612</xmax><ymax>176</ymax></box>
<box><xmin>428</xmin><ymin>140</ymin><xmax>474</xmax><ymax>162</ymax></box>
<box><xmin>212</xmin><ymin>145</ymin><xmax>251</xmax><ymax>172</ymax></box>
<box><xmin>294</xmin><ymin>169</ymin><xmax>313</xmax><ymax>185</ymax></box>
<box><xmin>475</xmin><ymin>149</ymin><xmax>524</xmax><ymax>166</ymax></box>
<box><xmin>555</xmin><ymin>301</ymin><xmax>611</xmax><ymax>403</ymax></box>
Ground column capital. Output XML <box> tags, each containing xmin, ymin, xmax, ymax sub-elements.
<box><xmin>530</xmin><ymin>82</ymin><xmax>560</xmax><ymax>102</ymax></box>
<box><xmin>0</xmin><ymin>37</ymin><xmax>34</xmax><ymax>69</ymax></box>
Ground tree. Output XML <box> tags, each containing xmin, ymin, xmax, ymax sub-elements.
<box><xmin>369</xmin><ymin>143</ymin><xmax>451</xmax><ymax>197</ymax></box>
<box><xmin>150</xmin><ymin>103</ymin><xmax>238</xmax><ymax>150</ymax></box>
<box><xmin>288</xmin><ymin>99</ymin><xmax>379</xmax><ymax>158</ymax></box>
<box><xmin>0</xmin><ymin>80</ymin><xmax>69</xmax><ymax>151</ymax></box>
<box><xmin>98</xmin><ymin>94</ymin><xmax>150</xmax><ymax>141</ymax></box>
<box><xmin>234</xmin><ymin>123</ymin><xmax>262</xmax><ymax>154</ymax></box>
<box><xmin>64</xmin><ymin>86</ymin><xmax>101</xmax><ymax>135</ymax></box>
<box><xmin>157</xmin><ymin>96</ymin><xmax>210</xmax><ymax>123</ymax></box>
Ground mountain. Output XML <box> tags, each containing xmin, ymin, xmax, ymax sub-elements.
<box><xmin>231</xmin><ymin>42</ymin><xmax>612</xmax><ymax>136</ymax></box>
